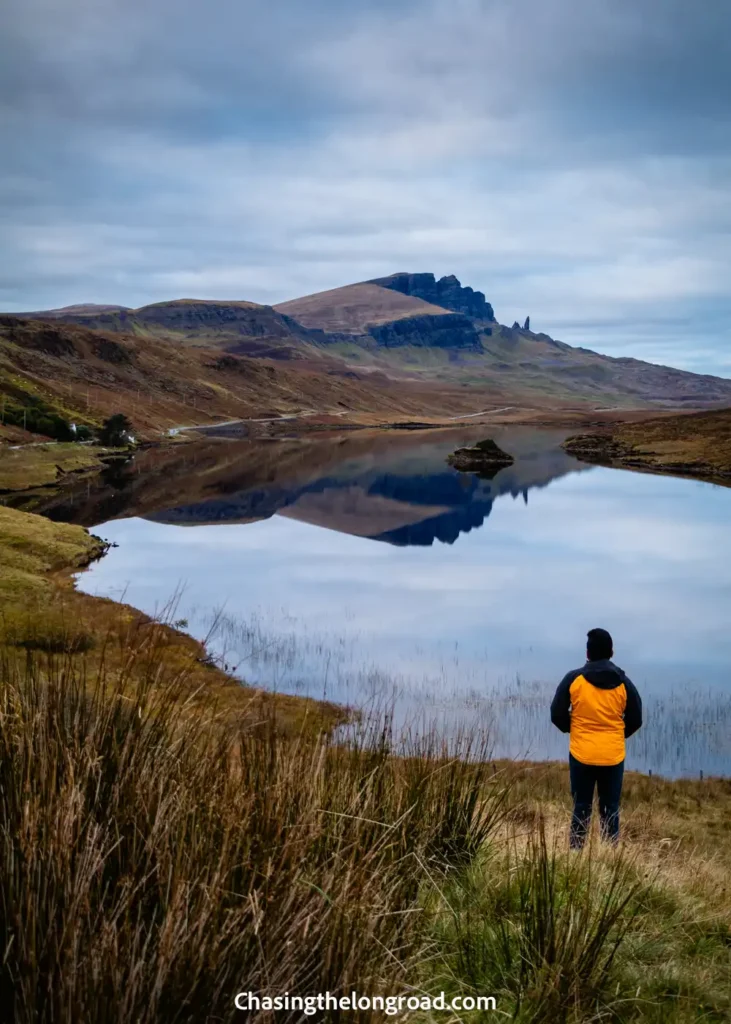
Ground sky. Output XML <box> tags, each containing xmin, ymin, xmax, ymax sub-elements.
<box><xmin>2</xmin><ymin>0</ymin><xmax>730</xmax><ymax>374</ymax></box>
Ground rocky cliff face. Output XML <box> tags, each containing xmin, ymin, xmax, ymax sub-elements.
<box><xmin>132</xmin><ymin>302</ymin><xmax>300</xmax><ymax>340</ymax></box>
<box><xmin>367</xmin><ymin>312</ymin><xmax>481</xmax><ymax>350</ymax></box>
<box><xmin>369</xmin><ymin>273</ymin><xmax>496</xmax><ymax>321</ymax></box>
<box><xmin>26</xmin><ymin>300</ymin><xmax>311</xmax><ymax>346</ymax></box>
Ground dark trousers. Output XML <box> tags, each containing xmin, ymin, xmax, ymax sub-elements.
<box><xmin>569</xmin><ymin>754</ymin><xmax>624</xmax><ymax>848</ymax></box>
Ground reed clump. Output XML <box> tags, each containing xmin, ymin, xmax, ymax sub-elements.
<box><xmin>0</xmin><ymin>638</ymin><xmax>504</xmax><ymax>1024</ymax></box>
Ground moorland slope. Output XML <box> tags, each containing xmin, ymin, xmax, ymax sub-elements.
<box><xmin>7</xmin><ymin>273</ymin><xmax>731</xmax><ymax>445</ymax></box>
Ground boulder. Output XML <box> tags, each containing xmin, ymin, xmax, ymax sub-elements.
<box><xmin>447</xmin><ymin>438</ymin><xmax>515</xmax><ymax>476</ymax></box>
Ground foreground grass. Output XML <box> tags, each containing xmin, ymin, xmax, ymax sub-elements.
<box><xmin>0</xmin><ymin>646</ymin><xmax>505</xmax><ymax>1023</ymax></box>
<box><xmin>426</xmin><ymin>765</ymin><xmax>731</xmax><ymax>1023</ymax></box>
<box><xmin>1</xmin><ymin>643</ymin><xmax>729</xmax><ymax>1023</ymax></box>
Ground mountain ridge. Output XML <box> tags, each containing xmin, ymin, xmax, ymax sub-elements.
<box><xmin>4</xmin><ymin>273</ymin><xmax>731</xmax><ymax>439</ymax></box>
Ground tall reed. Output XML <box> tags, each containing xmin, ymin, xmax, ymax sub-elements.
<box><xmin>0</xmin><ymin>629</ymin><xmax>505</xmax><ymax>1023</ymax></box>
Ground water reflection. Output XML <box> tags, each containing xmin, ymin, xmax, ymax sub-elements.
<box><xmin>146</xmin><ymin>428</ymin><xmax>585</xmax><ymax>547</ymax></box>
<box><xmin>11</xmin><ymin>426</ymin><xmax>583</xmax><ymax>548</ymax></box>
<box><xmin>23</xmin><ymin>426</ymin><xmax>731</xmax><ymax>779</ymax></box>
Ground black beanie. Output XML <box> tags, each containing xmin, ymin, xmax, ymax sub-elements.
<box><xmin>587</xmin><ymin>627</ymin><xmax>613</xmax><ymax>661</ymax></box>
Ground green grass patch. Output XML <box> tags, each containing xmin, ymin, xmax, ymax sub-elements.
<box><xmin>0</xmin><ymin>442</ymin><xmax>108</xmax><ymax>492</ymax></box>
<box><xmin>0</xmin><ymin>505</ymin><xmax>106</xmax><ymax>599</ymax></box>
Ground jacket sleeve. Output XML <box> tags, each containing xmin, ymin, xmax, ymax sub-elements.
<box><xmin>550</xmin><ymin>673</ymin><xmax>574</xmax><ymax>733</ymax></box>
<box><xmin>623</xmin><ymin>677</ymin><xmax>642</xmax><ymax>738</ymax></box>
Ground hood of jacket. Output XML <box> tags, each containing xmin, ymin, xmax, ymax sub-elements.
<box><xmin>581</xmin><ymin>659</ymin><xmax>628</xmax><ymax>690</ymax></box>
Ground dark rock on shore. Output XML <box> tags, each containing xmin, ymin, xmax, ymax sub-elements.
<box><xmin>447</xmin><ymin>438</ymin><xmax>515</xmax><ymax>477</ymax></box>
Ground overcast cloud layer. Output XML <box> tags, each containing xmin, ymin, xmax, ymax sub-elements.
<box><xmin>2</xmin><ymin>0</ymin><xmax>730</xmax><ymax>373</ymax></box>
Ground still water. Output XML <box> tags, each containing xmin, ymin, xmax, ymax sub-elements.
<box><xmin>69</xmin><ymin>427</ymin><xmax>731</xmax><ymax>778</ymax></box>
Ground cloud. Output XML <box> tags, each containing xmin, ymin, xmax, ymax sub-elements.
<box><xmin>1</xmin><ymin>0</ymin><xmax>730</xmax><ymax>372</ymax></box>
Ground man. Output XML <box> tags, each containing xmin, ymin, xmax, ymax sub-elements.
<box><xmin>550</xmin><ymin>628</ymin><xmax>642</xmax><ymax>848</ymax></box>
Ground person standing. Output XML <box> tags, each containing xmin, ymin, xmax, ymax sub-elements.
<box><xmin>551</xmin><ymin>628</ymin><xmax>642</xmax><ymax>848</ymax></box>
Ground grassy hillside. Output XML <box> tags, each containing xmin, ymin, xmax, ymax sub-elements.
<box><xmin>11</xmin><ymin>299</ymin><xmax>311</xmax><ymax>355</ymax></box>
<box><xmin>8</xmin><ymin>273</ymin><xmax>731</xmax><ymax>423</ymax></box>
<box><xmin>1</xmin><ymin>315</ymin><xmax>513</xmax><ymax>442</ymax></box>
<box><xmin>563</xmin><ymin>407</ymin><xmax>731</xmax><ymax>484</ymax></box>
<box><xmin>274</xmin><ymin>278</ymin><xmax>731</xmax><ymax>407</ymax></box>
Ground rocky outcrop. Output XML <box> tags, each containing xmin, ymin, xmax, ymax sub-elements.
<box><xmin>447</xmin><ymin>438</ymin><xmax>515</xmax><ymax>477</ymax></box>
<box><xmin>367</xmin><ymin>313</ymin><xmax>482</xmax><ymax>350</ymax></box>
<box><xmin>524</xmin><ymin>316</ymin><xmax>530</xmax><ymax>331</ymax></box>
<box><xmin>370</xmin><ymin>273</ymin><xmax>496</xmax><ymax>321</ymax></box>
<box><xmin>562</xmin><ymin>434</ymin><xmax>641</xmax><ymax>466</ymax></box>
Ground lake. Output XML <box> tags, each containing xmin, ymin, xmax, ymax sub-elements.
<box><xmin>54</xmin><ymin>426</ymin><xmax>731</xmax><ymax>778</ymax></box>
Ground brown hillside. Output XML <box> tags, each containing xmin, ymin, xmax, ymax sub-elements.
<box><xmin>0</xmin><ymin>316</ymin><xmax>521</xmax><ymax>441</ymax></box>
<box><xmin>15</xmin><ymin>304</ymin><xmax>132</xmax><ymax>317</ymax></box>
<box><xmin>274</xmin><ymin>282</ymin><xmax>451</xmax><ymax>333</ymax></box>
<box><xmin>8</xmin><ymin>273</ymin><xmax>731</xmax><ymax>413</ymax></box>
<box><xmin>11</xmin><ymin>299</ymin><xmax>320</xmax><ymax>358</ymax></box>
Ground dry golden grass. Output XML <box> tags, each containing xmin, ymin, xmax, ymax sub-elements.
<box><xmin>566</xmin><ymin>407</ymin><xmax>731</xmax><ymax>484</ymax></box>
<box><xmin>496</xmin><ymin>759</ymin><xmax>731</xmax><ymax>859</ymax></box>
<box><xmin>426</xmin><ymin>763</ymin><xmax>731</xmax><ymax>1022</ymax></box>
<box><xmin>617</xmin><ymin>407</ymin><xmax>731</xmax><ymax>478</ymax></box>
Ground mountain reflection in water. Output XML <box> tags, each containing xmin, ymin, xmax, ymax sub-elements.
<box><xmin>20</xmin><ymin>426</ymin><xmax>731</xmax><ymax>779</ymax></box>
<box><xmin>143</xmin><ymin>428</ymin><xmax>584</xmax><ymax>547</ymax></box>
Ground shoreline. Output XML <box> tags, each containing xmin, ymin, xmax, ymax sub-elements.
<box><xmin>0</xmin><ymin>501</ymin><xmax>345</xmax><ymax>736</ymax></box>
<box><xmin>562</xmin><ymin>407</ymin><xmax>731</xmax><ymax>488</ymax></box>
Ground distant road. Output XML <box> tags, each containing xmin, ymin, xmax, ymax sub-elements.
<box><xmin>169</xmin><ymin>411</ymin><xmax>313</xmax><ymax>435</ymax></box>
<box><xmin>168</xmin><ymin>406</ymin><xmax>518</xmax><ymax>436</ymax></box>
<box><xmin>446</xmin><ymin>407</ymin><xmax>515</xmax><ymax>420</ymax></box>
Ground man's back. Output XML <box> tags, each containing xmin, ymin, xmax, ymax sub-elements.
<box><xmin>551</xmin><ymin>658</ymin><xmax>642</xmax><ymax>766</ymax></box>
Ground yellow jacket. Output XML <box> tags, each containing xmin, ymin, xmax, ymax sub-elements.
<box><xmin>551</xmin><ymin>659</ymin><xmax>642</xmax><ymax>766</ymax></box>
